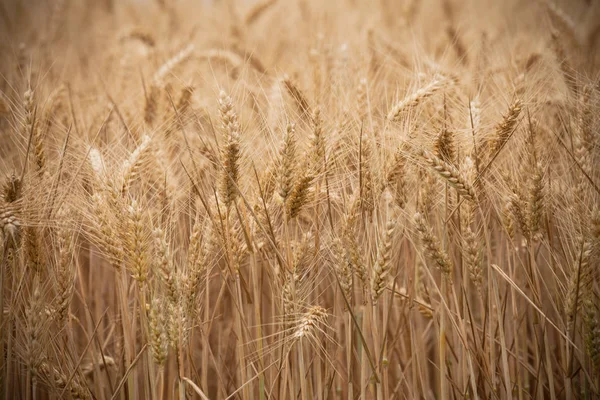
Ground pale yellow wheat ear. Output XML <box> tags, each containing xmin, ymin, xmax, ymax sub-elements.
<box><xmin>285</xmin><ymin>164</ymin><xmax>313</xmax><ymax>219</ymax></box>
<box><xmin>387</xmin><ymin>75</ymin><xmax>449</xmax><ymax>121</ymax></box>
<box><xmin>371</xmin><ymin>219</ymin><xmax>395</xmax><ymax>304</ymax></box>
<box><xmin>310</xmin><ymin>107</ymin><xmax>325</xmax><ymax>174</ymax></box>
<box><xmin>185</xmin><ymin>217</ymin><xmax>212</xmax><ymax>316</ymax></box>
<box><xmin>434</xmin><ymin>125</ymin><xmax>455</xmax><ymax>165</ymax></box>
<box><xmin>153</xmin><ymin>227</ymin><xmax>178</xmax><ymax>304</ymax></box>
<box><xmin>53</xmin><ymin>207</ymin><xmax>75</xmax><ymax>327</ymax></box>
<box><xmin>25</xmin><ymin>279</ymin><xmax>44</xmax><ymax>381</ymax></box>
<box><xmin>121</xmin><ymin>135</ymin><xmax>152</xmax><ymax>194</ymax></box>
<box><xmin>153</xmin><ymin>43</ymin><xmax>195</xmax><ymax>85</ymax></box>
<box><xmin>1</xmin><ymin>174</ymin><xmax>22</xmax><ymax>248</ymax></box>
<box><xmin>414</xmin><ymin>212</ymin><xmax>453</xmax><ymax>282</ymax></box>
<box><xmin>282</xmin><ymin>75</ymin><xmax>311</xmax><ymax>120</ymax></box>
<box><xmin>23</xmin><ymin>89</ymin><xmax>45</xmax><ymax>174</ymax></box>
<box><xmin>565</xmin><ymin>240</ymin><xmax>594</xmax><ymax>331</ymax></box>
<box><xmin>385</xmin><ymin>144</ymin><xmax>408</xmax><ymax>209</ymax></box>
<box><xmin>291</xmin><ymin>306</ymin><xmax>329</xmax><ymax>342</ymax></box>
<box><xmin>343</xmin><ymin>196</ymin><xmax>368</xmax><ymax>297</ymax></box>
<box><xmin>124</xmin><ymin>198</ymin><xmax>150</xmax><ymax>284</ymax></box>
<box><xmin>332</xmin><ymin>237</ymin><xmax>352</xmax><ymax>305</ymax></box>
<box><xmin>419</xmin><ymin>148</ymin><xmax>475</xmax><ymax>202</ymax></box>
<box><xmin>527</xmin><ymin>161</ymin><xmax>545</xmax><ymax>241</ymax></box>
<box><xmin>87</xmin><ymin>146</ymin><xmax>105</xmax><ymax>180</ymax></box>
<box><xmin>148</xmin><ymin>296</ymin><xmax>168</xmax><ymax>366</ymax></box>
<box><xmin>89</xmin><ymin>193</ymin><xmax>124</xmax><ymax>268</ymax></box>
<box><xmin>277</xmin><ymin>122</ymin><xmax>297</xmax><ymax>203</ymax></box>
<box><xmin>218</xmin><ymin>90</ymin><xmax>242</xmax><ymax>208</ymax></box>
<box><xmin>489</xmin><ymin>98</ymin><xmax>522</xmax><ymax>156</ymax></box>
<box><xmin>463</xmin><ymin>226</ymin><xmax>483</xmax><ymax>293</ymax></box>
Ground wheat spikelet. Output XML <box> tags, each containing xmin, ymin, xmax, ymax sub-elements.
<box><xmin>153</xmin><ymin>227</ymin><xmax>178</xmax><ymax>304</ymax></box>
<box><xmin>506</xmin><ymin>188</ymin><xmax>530</xmax><ymax>241</ymax></box>
<box><xmin>565</xmin><ymin>240</ymin><xmax>594</xmax><ymax>331</ymax></box>
<box><xmin>332</xmin><ymin>238</ymin><xmax>352</xmax><ymax>305</ymax></box>
<box><xmin>154</xmin><ymin>44</ymin><xmax>195</xmax><ymax>85</ymax></box>
<box><xmin>0</xmin><ymin>208</ymin><xmax>21</xmax><ymax>247</ymax></box>
<box><xmin>87</xmin><ymin>147</ymin><xmax>105</xmax><ymax>180</ymax></box>
<box><xmin>121</xmin><ymin>135</ymin><xmax>152</xmax><ymax>194</ymax></box>
<box><xmin>527</xmin><ymin>162</ymin><xmax>545</xmax><ymax>241</ymax></box>
<box><xmin>185</xmin><ymin>218</ymin><xmax>212</xmax><ymax>316</ymax></box>
<box><xmin>53</xmin><ymin>212</ymin><xmax>75</xmax><ymax>326</ymax></box>
<box><xmin>310</xmin><ymin>107</ymin><xmax>325</xmax><ymax>174</ymax></box>
<box><xmin>414</xmin><ymin>212</ymin><xmax>453</xmax><ymax>281</ymax></box>
<box><xmin>371</xmin><ymin>219</ymin><xmax>395</xmax><ymax>304</ymax></box>
<box><xmin>341</xmin><ymin>197</ymin><xmax>367</xmax><ymax>299</ymax></box>
<box><xmin>583</xmin><ymin>295</ymin><xmax>600</xmax><ymax>373</ymax></box>
<box><xmin>90</xmin><ymin>193</ymin><xmax>124</xmax><ymax>268</ymax></box>
<box><xmin>149</xmin><ymin>297</ymin><xmax>168</xmax><ymax>366</ymax></box>
<box><xmin>419</xmin><ymin>149</ymin><xmax>475</xmax><ymax>202</ymax></box>
<box><xmin>387</xmin><ymin>75</ymin><xmax>448</xmax><ymax>121</ymax></box>
<box><xmin>489</xmin><ymin>99</ymin><xmax>522</xmax><ymax>155</ymax></box>
<box><xmin>463</xmin><ymin>227</ymin><xmax>482</xmax><ymax>292</ymax></box>
<box><xmin>360</xmin><ymin>134</ymin><xmax>375</xmax><ymax>218</ymax></box>
<box><xmin>417</xmin><ymin>169</ymin><xmax>436</xmax><ymax>217</ymax></box>
<box><xmin>125</xmin><ymin>199</ymin><xmax>149</xmax><ymax>283</ymax></box>
<box><xmin>434</xmin><ymin>127</ymin><xmax>455</xmax><ymax>164</ymax></box>
<box><xmin>292</xmin><ymin>306</ymin><xmax>328</xmax><ymax>341</ymax></box>
<box><xmin>277</xmin><ymin>122</ymin><xmax>297</xmax><ymax>202</ymax></box>
<box><xmin>218</xmin><ymin>90</ymin><xmax>242</xmax><ymax>208</ymax></box>
<box><xmin>2</xmin><ymin>173</ymin><xmax>22</xmax><ymax>203</ymax></box>
<box><xmin>385</xmin><ymin>146</ymin><xmax>407</xmax><ymax>208</ymax></box>
<box><xmin>574</xmin><ymin>86</ymin><xmax>593</xmax><ymax>174</ymax></box>
<box><xmin>25</xmin><ymin>283</ymin><xmax>44</xmax><ymax>381</ymax></box>
<box><xmin>286</xmin><ymin>163</ymin><xmax>313</xmax><ymax>219</ymax></box>
<box><xmin>281</xmin><ymin>272</ymin><xmax>296</xmax><ymax>319</ymax></box>
<box><xmin>24</xmin><ymin>90</ymin><xmax>46</xmax><ymax>173</ymax></box>
<box><xmin>282</xmin><ymin>75</ymin><xmax>311</xmax><ymax>120</ymax></box>
<box><xmin>459</xmin><ymin>156</ymin><xmax>477</xmax><ymax>228</ymax></box>
<box><xmin>24</xmin><ymin>226</ymin><xmax>44</xmax><ymax>274</ymax></box>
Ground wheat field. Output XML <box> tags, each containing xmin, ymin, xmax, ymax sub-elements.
<box><xmin>0</xmin><ymin>0</ymin><xmax>599</xmax><ymax>398</ymax></box>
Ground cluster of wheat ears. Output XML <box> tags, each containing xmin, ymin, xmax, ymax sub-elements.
<box><xmin>0</xmin><ymin>0</ymin><xmax>599</xmax><ymax>398</ymax></box>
